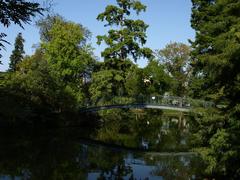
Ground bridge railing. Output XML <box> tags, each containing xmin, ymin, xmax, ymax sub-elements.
<box><xmin>82</xmin><ymin>95</ymin><xmax>214</xmax><ymax>109</ymax></box>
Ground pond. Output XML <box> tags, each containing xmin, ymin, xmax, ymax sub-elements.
<box><xmin>0</xmin><ymin>109</ymin><xmax>205</xmax><ymax>179</ymax></box>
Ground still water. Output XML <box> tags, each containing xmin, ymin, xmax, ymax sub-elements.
<box><xmin>0</xmin><ymin>109</ymin><xmax>204</xmax><ymax>179</ymax></box>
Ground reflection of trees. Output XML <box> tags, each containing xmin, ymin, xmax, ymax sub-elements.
<box><xmin>0</xmin><ymin>129</ymin><xmax>135</xmax><ymax>180</ymax></box>
<box><xmin>143</xmin><ymin>153</ymin><xmax>203</xmax><ymax>180</ymax></box>
<box><xmin>85</xmin><ymin>145</ymin><xmax>133</xmax><ymax>179</ymax></box>
<box><xmin>96</xmin><ymin>109</ymin><xmax>164</xmax><ymax>149</ymax></box>
<box><xmin>0</xmin><ymin>130</ymin><xmax>88</xmax><ymax>179</ymax></box>
<box><xmin>0</xmin><ymin>129</ymin><xmax>204</xmax><ymax>179</ymax></box>
<box><xmin>96</xmin><ymin>109</ymin><xmax>190</xmax><ymax>152</ymax></box>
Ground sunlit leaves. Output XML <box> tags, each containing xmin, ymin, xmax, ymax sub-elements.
<box><xmin>157</xmin><ymin>42</ymin><xmax>192</xmax><ymax>97</ymax></box>
<box><xmin>97</xmin><ymin>0</ymin><xmax>152</xmax><ymax>62</ymax></box>
<box><xmin>41</xmin><ymin>17</ymin><xmax>95</xmax><ymax>88</ymax></box>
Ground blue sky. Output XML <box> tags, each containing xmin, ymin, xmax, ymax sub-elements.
<box><xmin>0</xmin><ymin>0</ymin><xmax>195</xmax><ymax>71</ymax></box>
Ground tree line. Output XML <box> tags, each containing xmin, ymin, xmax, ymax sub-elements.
<box><xmin>0</xmin><ymin>0</ymin><xmax>191</xmax><ymax>125</ymax></box>
<box><xmin>0</xmin><ymin>0</ymin><xmax>240</xmax><ymax>178</ymax></box>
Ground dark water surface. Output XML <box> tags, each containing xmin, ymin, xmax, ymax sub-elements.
<box><xmin>0</xmin><ymin>110</ymin><xmax>204</xmax><ymax>179</ymax></box>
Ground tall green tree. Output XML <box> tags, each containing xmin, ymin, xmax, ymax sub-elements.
<box><xmin>157</xmin><ymin>42</ymin><xmax>192</xmax><ymax>97</ymax></box>
<box><xmin>40</xmin><ymin>16</ymin><xmax>95</xmax><ymax>103</ymax></box>
<box><xmin>0</xmin><ymin>0</ymin><xmax>44</xmax><ymax>62</ymax></box>
<box><xmin>90</xmin><ymin>0</ymin><xmax>152</xmax><ymax>100</ymax></box>
<box><xmin>190</xmin><ymin>0</ymin><xmax>240</xmax><ymax>178</ymax></box>
<box><xmin>8</xmin><ymin>33</ymin><xmax>25</xmax><ymax>72</ymax></box>
<box><xmin>97</xmin><ymin>0</ymin><xmax>152</xmax><ymax>64</ymax></box>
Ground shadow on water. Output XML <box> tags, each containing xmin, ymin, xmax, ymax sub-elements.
<box><xmin>0</xmin><ymin>109</ymin><xmax>206</xmax><ymax>179</ymax></box>
<box><xmin>94</xmin><ymin>109</ymin><xmax>192</xmax><ymax>152</ymax></box>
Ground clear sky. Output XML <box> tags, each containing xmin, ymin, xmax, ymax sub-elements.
<box><xmin>0</xmin><ymin>0</ymin><xmax>195</xmax><ymax>71</ymax></box>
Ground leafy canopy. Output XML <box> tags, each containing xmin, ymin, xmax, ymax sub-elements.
<box><xmin>157</xmin><ymin>42</ymin><xmax>192</xmax><ymax>97</ymax></box>
<box><xmin>41</xmin><ymin>16</ymin><xmax>94</xmax><ymax>85</ymax></box>
<box><xmin>96</xmin><ymin>0</ymin><xmax>152</xmax><ymax>62</ymax></box>
<box><xmin>40</xmin><ymin>16</ymin><xmax>96</xmax><ymax>104</ymax></box>
<box><xmin>142</xmin><ymin>60</ymin><xmax>172</xmax><ymax>96</ymax></box>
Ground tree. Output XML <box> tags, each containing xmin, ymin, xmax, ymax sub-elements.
<box><xmin>40</xmin><ymin>16</ymin><xmax>96</xmax><ymax>103</ymax></box>
<box><xmin>0</xmin><ymin>0</ymin><xmax>44</xmax><ymax>62</ymax></box>
<box><xmin>1</xmin><ymin>49</ymin><xmax>78</xmax><ymax>123</ymax></box>
<box><xmin>190</xmin><ymin>0</ymin><xmax>240</xmax><ymax>178</ymax></box>
<box><xmin>157</xmin><ymin>42</ymin><xmax>192</xmax><ymax>97</ymax></box>
<box><xmin>97</xmin><ymin>0</ymin><xmax>152</xmax><ymax>63</ymax></box>
<box><xmin>125</xmin><ymin>65</ymin><xmax>143</xmax><ymax>96</ymax></box>
<box><xmin>142</xmin><ymin>60</ymin><xmax>172</xmax><ymax>96</ymax></box>
<box><xmin>36</xmin><ymin>14</ymin><xmax>65</xmax><ymax>42</ymax></box>
<box><xmin>91</xmin><ymin>0</ymin><xmax>152</xmax><ymax>99</ymax></box>
<box><xmin>8</xmin><ymin>33</ymin><xmax>25</xmax><ymax>72</ymax></box>
<box><xmin>89</xmin><ymin>68</ymin><xmax>116</xmax><ymax>104</ymax></box>
<box><xmin>89</xmin><ymin>60</ymin><xmax>134</xmax><ymax>103</ymax></box>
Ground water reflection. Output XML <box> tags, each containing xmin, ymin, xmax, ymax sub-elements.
<box><xmin>95</xmin><ymin>109</ymin><xmax>190</xmax><ymax>152</ymax></box>
<box><xmin>0</xmin><ymin>109</ymin><xmax>204</xmax><ymax>179</ymax></box>
<box><xmin>0</xmin><ymin>128</ymin><xmax>203</xmax><ymax>180</ymax></box>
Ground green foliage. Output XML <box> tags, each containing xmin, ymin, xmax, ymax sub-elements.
<box><xmin>89</xmin><ymin>69</ymin><xmax>116</xmax><ymax>104</ymax></box>
<box><xmin>40</xmin><ymin>16</ymin><xmax>96</xmax><ymax>103</ymax></box>
<box><xmin>191</xmin><ymin>0</ymin><xmax>240</xmax><ymax>103</ymax></box>
<box><xmin>125</xmin><ymin>66</ymin><xmax>144</xmax><ymax>96</ymax></box>
<box><xmin>89</xmin><ymin>66</ymin><xmax>132</xmax><ymax>104</ymax></box>
<box><xmin>8</xmin><ymin>33</ymin><xmax>25</xmax><ymax>72</ymax></box>
<box><xmin>36</xmin><ymin>14</ymin><xmax>65</xmax><ymax>42</ymax></box>
<box><xmin>91</xmin><ymin>0</ymin><xmax>153</xmax><ymax>101</ymax></box>
<box><xmin>125</xmin><ymin>60</ymin><xmax>172</xmax><ymax>97</ymax></box>
<box><xmin>90</xmin><ymin>59</ymin><xmax>172</xmax><ymax>103</ymax></box>
<box><xmin>0</xmin><ymin>49</ymin><xmax>78</xmax><ymax>124</ymax></box>
<box><xmin>89</xmin><ymin>59</ymin><xmax>134</xmax><ymax>100</ymax></box>
<box><xmin>190</xmin><ymin>0</ymin><xmax>240</xmax><ymax>178</ymax></box>
<box><xmin>97</xmin><ymin>0</ymin><xmax>152</xmax><ymax>62</ymax></box>
<box><xmin>1</xmin><ymin>15</ymin><xmax>99</xmax><ymax>126</ymax></box>
<box><xmin>0</xmin><ymin>0</ymin><xmax>44</xmax><ymax>61</ymax></box>
<box><xmin>142</xmin><ymin>60</ymin><xmax>172</xmax><ymax>95</ymax></box>
<box><xmin>157</xmin><ymin>42</ymin><xmax>192</xmax><ymax>97</ymax></box>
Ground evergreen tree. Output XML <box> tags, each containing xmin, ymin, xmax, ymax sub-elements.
<box><xmin>9</xmin><ymin>33</ymin><xmax>25</xmax><ymax>72</ymax></box>
<box><xmin>190</xmin><ymin>0</ymin><xmax>240</xmax><ymax>178</ymax></box>
<box><xmin>0</xmin><ymin>0</ymin><xmax>44</xmax><ymax>62</ymax></box>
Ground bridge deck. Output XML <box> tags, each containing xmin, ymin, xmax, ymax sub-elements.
<box><xmin>80</xmin><ymin>95</ymin><xmax>214</xmax><ymax>113</ymax></box>
<box><xmin>80</xmin><ymin>104</ymin><xmax>190</xmax><ymax>112</ymax></box>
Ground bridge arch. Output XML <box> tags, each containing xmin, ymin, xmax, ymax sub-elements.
<box><xmin>80</xmin><ymin>104</ymin><xmax>190</xmax><ymax>112</ymax></box>
<box><xmin>80</xmin><ymin>95</ymin><xmax>214</xmax><ymax>113</ymax></box>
